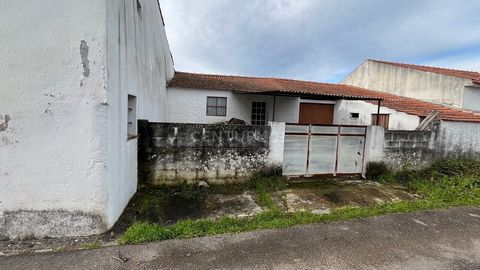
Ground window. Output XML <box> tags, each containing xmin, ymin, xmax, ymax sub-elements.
<box><xmin>371</xmin><ymin>114</ymin><xmax>390</xmax><ymax>129</ymax></box>
<box><xmin>251</xmin><ymin>102</ymin><xmax>267</xmax><ymax>125</ymax></box>
<box><xmin>128</xmin><ymin>95</ymin><xmax>137</xmax><ymax>139</ymax></box>
<box><xmin>350</xmin><ymin>112</ymin><xmax>359</xmax><ymax>119</ymax></box>
<box><xmin>206</xmin><ymin>97</ymin><xmax>227</xmax><ymax>116</ymax></box>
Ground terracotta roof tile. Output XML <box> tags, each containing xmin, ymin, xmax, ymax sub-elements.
<box><xmin>370</xmin><ymin>60</ymin><xmax>480</xmax><ymax>84</ymax></box>
<box><xmin>168</xmin><ymin>71</ymin><xmax>480</xmax><ymax>123</ymax></box>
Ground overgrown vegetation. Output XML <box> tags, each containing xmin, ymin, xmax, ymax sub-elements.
<box><xmin>119</xmin><ymin>159</ymin><xmax>480</xmax><ymax>244</ymax></box>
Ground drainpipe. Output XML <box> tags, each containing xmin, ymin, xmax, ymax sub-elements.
<box><xmin>376</xmin><ymin>99</ymin><xmax>381</xmax><ymax>126</ymax></box>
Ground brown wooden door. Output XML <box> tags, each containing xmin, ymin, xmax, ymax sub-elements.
<box><xmin>371</xmin><ymin>114</ymin><xmax>390</xmax><ymax>130</ymax></box>
<box><xmin>299</xmin><ymin>103</ymin><xmax>334</xmax><ymax>125</ymax></box>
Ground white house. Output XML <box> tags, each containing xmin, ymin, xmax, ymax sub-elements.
<box><xmin>342</xmin><ymin>60</ymin><xmax>480</xmax><ymax>111</ymax></box>
<box><xmin>166</xmin><ymin>72</ymin><xmax>480</xmax><ymax>130</ymax></box>
<box><xmin>0</xmin><ymin>0</ymin><xmax>174</xmax><ymax>239</ymax></box>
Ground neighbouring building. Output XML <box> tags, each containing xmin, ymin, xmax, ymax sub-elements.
<box><xmin>342</xmin><ymin>59</ymin><xmax>480</xmax><ymax>111</ymax></box>
<box><xmin>166</xmin><ymin>72</ymin><xmax>480</xmax><ymax>131</ymax></box>
<box><xmin>0</xmin><ymin>0</ymin><xmax>174</xmax><ymax>239</ymax></box>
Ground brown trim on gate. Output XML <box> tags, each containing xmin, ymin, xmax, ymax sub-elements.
<box><xmin>334</xmin><ymin>126</ymin><xmax>341</xmax><ymax>176</ymax></box>
<box><xmin>305</xmin><ymin>125</ymin><xmax>312</xmax><ymax>175</ymax></box>
<box><xmin>361</xmin><ymin>132</ymin><xmax>368</xmax><ymax>175</ymax></box>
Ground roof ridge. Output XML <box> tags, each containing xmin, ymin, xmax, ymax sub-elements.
<box><xmin>174</xmin><ymin>71</ymin><xmax>344</xmax><ymax>86</ymax></box>
<box><xmin>368</xmin><ymin>59</ymin><xmax>480</xmax><ymax>77</ymax></box>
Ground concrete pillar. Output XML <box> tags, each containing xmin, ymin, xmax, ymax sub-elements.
<box><xmin>268</xmin><ymin>122</ymin><xmax>286</xmax><ymax>168</ymax></box>
<box><xmin>363</xmin><ymin>125</ymin><xmax>385</xmax><ymax>176</ymax></box>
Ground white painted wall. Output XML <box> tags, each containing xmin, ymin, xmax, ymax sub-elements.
<box><xmin>105</xmin><ymin>0</ymin><xmax>174</xmax><ymax>227</ymax></box>
<box><xmin>334</xmin><ymin>100</ymin><xmax>421</xmax><ymax>130</ymax></box>
<box><xmin>463</xmin><ymin>86</ymin><xmax>480</xmax><ymax>112</ymax></box>
<box><xmin>167</xmin><ymin>87</ymin><xmax>299</xmax><ymax>124</ymax></box>
<box><xmin>438</xmin><ymin>121</ymin><xmax>480</xmax><ymax>155</ymax></box>
<box><xmin>167</xmin><ymin>88</ymin><xmax>421</xmax><ymax>130</ymax></box>
<box><xmin>342</xmin><ymin>60</ymin><xmax>472</xmax><ymax>109</ymax></box>
<box><xmin>0</xmin><ymin>0</ymin><xmax>174</xmax><ymax>238</ymax></box>
<box><xmin>0</xmin><ymin>0</ymin><xmax>109</xmax><ymax>238</ymax></box>
<box><xmin>268</xmin><ymin>122</ymin><xmax>286</xmax><ymax>168</ymax></box>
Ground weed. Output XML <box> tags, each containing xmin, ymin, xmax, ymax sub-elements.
<box><xmin>120</xmin><ymin>159</ymin><xmax>480</xmax><ymax>245</ymax></box>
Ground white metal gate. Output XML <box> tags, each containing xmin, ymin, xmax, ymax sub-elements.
<box><xmin>282</xmin><ymin>124</ymin><xmax>366</xmax><ymax>176</ymax></box>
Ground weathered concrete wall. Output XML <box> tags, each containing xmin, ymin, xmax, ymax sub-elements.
<box><xmin>166</xmin><ymin>87</ymin><xmax>299</xmax><ymax>124</ymax></box>
<box><xmin>437</xmin><ymin>121</ymin><xmax>480</xmax><ymax>158</ymax></box>
<box><xmin>0</xmin><ymin>0</ymin><xmax>174</xmax><ymax>239</ymax></box>
<box><xmin>382</xmin><ymin>130</ymin><xmax>436</xmax><ymax>169</ymax></box>
<box><xmin>369</xmin><ymin>120</ymin><xmax>480</xmax><ymax>170</ymax></box>
<box><xmin>268</xmin><ymin>122</ymin><xmax>286</xmax><ymax>168</ymax></box>
<box><xmin>463</xmin><ymin>86</ymin><xmax>480</xmax><ymax>112</ymax></box>
<box><xmin>139</xmin><ymin>122</ymin><xmax>272</xmax><ymax>185</ymax></box>
<box><xmin>334</xmin><ymin>100</ymin><xmax>420</xmax><ymax>130</ymax></box>
<box><xmin>0</xmin><ymin>0</ymin><xmax>109</xmax><ymax>239</ymax></box>
<box><xmin>342</xmin><ymin>60</ymin><xmax>471</xmax><ymax>109</ymax></box>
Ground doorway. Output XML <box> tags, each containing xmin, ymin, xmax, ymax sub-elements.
<box><xmin>299</xmin><ymin>103</ymin><xmax>334</xmax><ymax>125</ymax></box>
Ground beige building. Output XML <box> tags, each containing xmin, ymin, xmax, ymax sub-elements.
<box><xmin>342</xmin><ymin>60</ymin><xmax>480</xmax><ymax>111</ymax></box>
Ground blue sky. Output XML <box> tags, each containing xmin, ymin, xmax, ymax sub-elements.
<box><xmin>160</xmin><ymin>0</ymin><xmax>480</xmax><ymax>83</ymax></box>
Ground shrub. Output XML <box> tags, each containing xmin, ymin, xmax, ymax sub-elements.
<box><xmin>366</xmin><ymin>162</ymin><xmax>393</xmax><ymax>181</ymax></box>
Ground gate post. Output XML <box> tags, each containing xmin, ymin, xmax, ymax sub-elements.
<box><xmin>363</xmin><ymin>125</ymin><xmax>385</xmax><ymax>177</ymax></box>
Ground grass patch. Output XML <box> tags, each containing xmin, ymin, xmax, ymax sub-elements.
<box><xmin>120</xmin><ymin>159</ymin><xmax>480</xmax><ymax>244</ymax></box>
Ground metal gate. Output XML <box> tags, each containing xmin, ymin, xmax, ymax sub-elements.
<box><xmin>282</xmin><ymin>124</ymin><xmax>367</xmax><ymax>176</ymax></box>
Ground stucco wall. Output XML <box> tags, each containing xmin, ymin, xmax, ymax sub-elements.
<box><xmin>167</xmin><ymin>88</ymin><xmax>422</xmax><ymax>130</ymax></box>
<box><xmin>105</xmin><ymin>0</ymin><xmax>174</xmax><ymax>226</ymax></box>
<box><xmin>342</xmin><ymin>60</ymin><xmax>471</xmax><ymax>109</ymax></box>
<box><xmin>0</xmin><ymin>0</ymin><xmax>174</xmax><ymax>239</ymax></box>
<box><xmin>437</xmin><ymin>121</ymin><xmax>480</xmax><ymax>157</ymax></box>
<box><xmin>167</xmin><ymin>87</ymin><xmax>299</xmax><ymax>124</ymax></box>
<box><xmin>334</xmin><ymin>100</ymin><xmax>421</xmax><ymax>130</ymax></box>
<box><xmin>463</xmin><ymin>86</ymin><xmax>480</xmax><ymax>112</ymax></box>
<box><xmin>0</xmin><ymin>0</ymin><xmax>109</xmax><ymax>239</ymax></box>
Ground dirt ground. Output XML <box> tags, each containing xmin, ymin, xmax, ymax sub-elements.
<box><xmin>0</xmin><ymin>179</ymin><xmax>415</xmax><ymax>256</ymax></box>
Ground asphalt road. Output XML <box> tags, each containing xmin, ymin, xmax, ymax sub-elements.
<box><xmin>2</xmin><ymin>207</ymin><xmax>480</xmax><ymax>270</ymax></box>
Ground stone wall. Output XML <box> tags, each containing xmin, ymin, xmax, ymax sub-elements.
<box><xmin>139</xmin><ymin>122</ymin><xmax>273</xmax><ymax>185</ymax></box>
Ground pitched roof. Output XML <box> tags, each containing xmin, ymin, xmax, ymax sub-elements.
<box><xmin>168</xmin><ymin>72</ymin><xmax>384</xmax><ymax>100</ymax></box>
<box><xmin>168</xmin><ymin>71</ymin><xmax>480</xmax><ymax>123</ymax></box>
<box><xmin>370</xmin><ymin>60</ymin><xmax>480</xmax><ymax>84</ymax></box>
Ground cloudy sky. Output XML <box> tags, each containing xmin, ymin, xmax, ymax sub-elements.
<box><xmin>160</xmin><ymin>0</ymin><xmax>480</xmax><ymax>83</ymax></box>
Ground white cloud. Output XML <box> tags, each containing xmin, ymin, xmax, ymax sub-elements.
<box><xmin>159</xmin><ymin>0</ymin><xmax>480</xmax><ymax>82</ymax></box>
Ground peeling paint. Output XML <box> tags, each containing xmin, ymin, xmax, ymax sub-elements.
<box><xmin>0</xmin><ymin>115</ymin><xmax>11</xmax><ymax>132</ymax></box>
<box><xmin>80</xmin><ymin>40</ymin><xmax>90</xmax><ymax>77</ymax></box>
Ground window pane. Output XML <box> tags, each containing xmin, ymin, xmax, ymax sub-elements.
<box><xmin>207</xmin><ymin>97</ymin><xmax>217</xmax><ymax>106</ymax></box>
<box><xmin>217</xmin><ymin>97</ymin><xmax>227</xmax><ymax>107</ymax></box>
<box><xmin>217</xmin><ymin>107</ymin><xmax>226</xmax><ymax>116</ymax></box>
<box><xmin>207</xmin><ymin>107</ymin><xmax>216</xmax><ymax>116</ymax></box>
